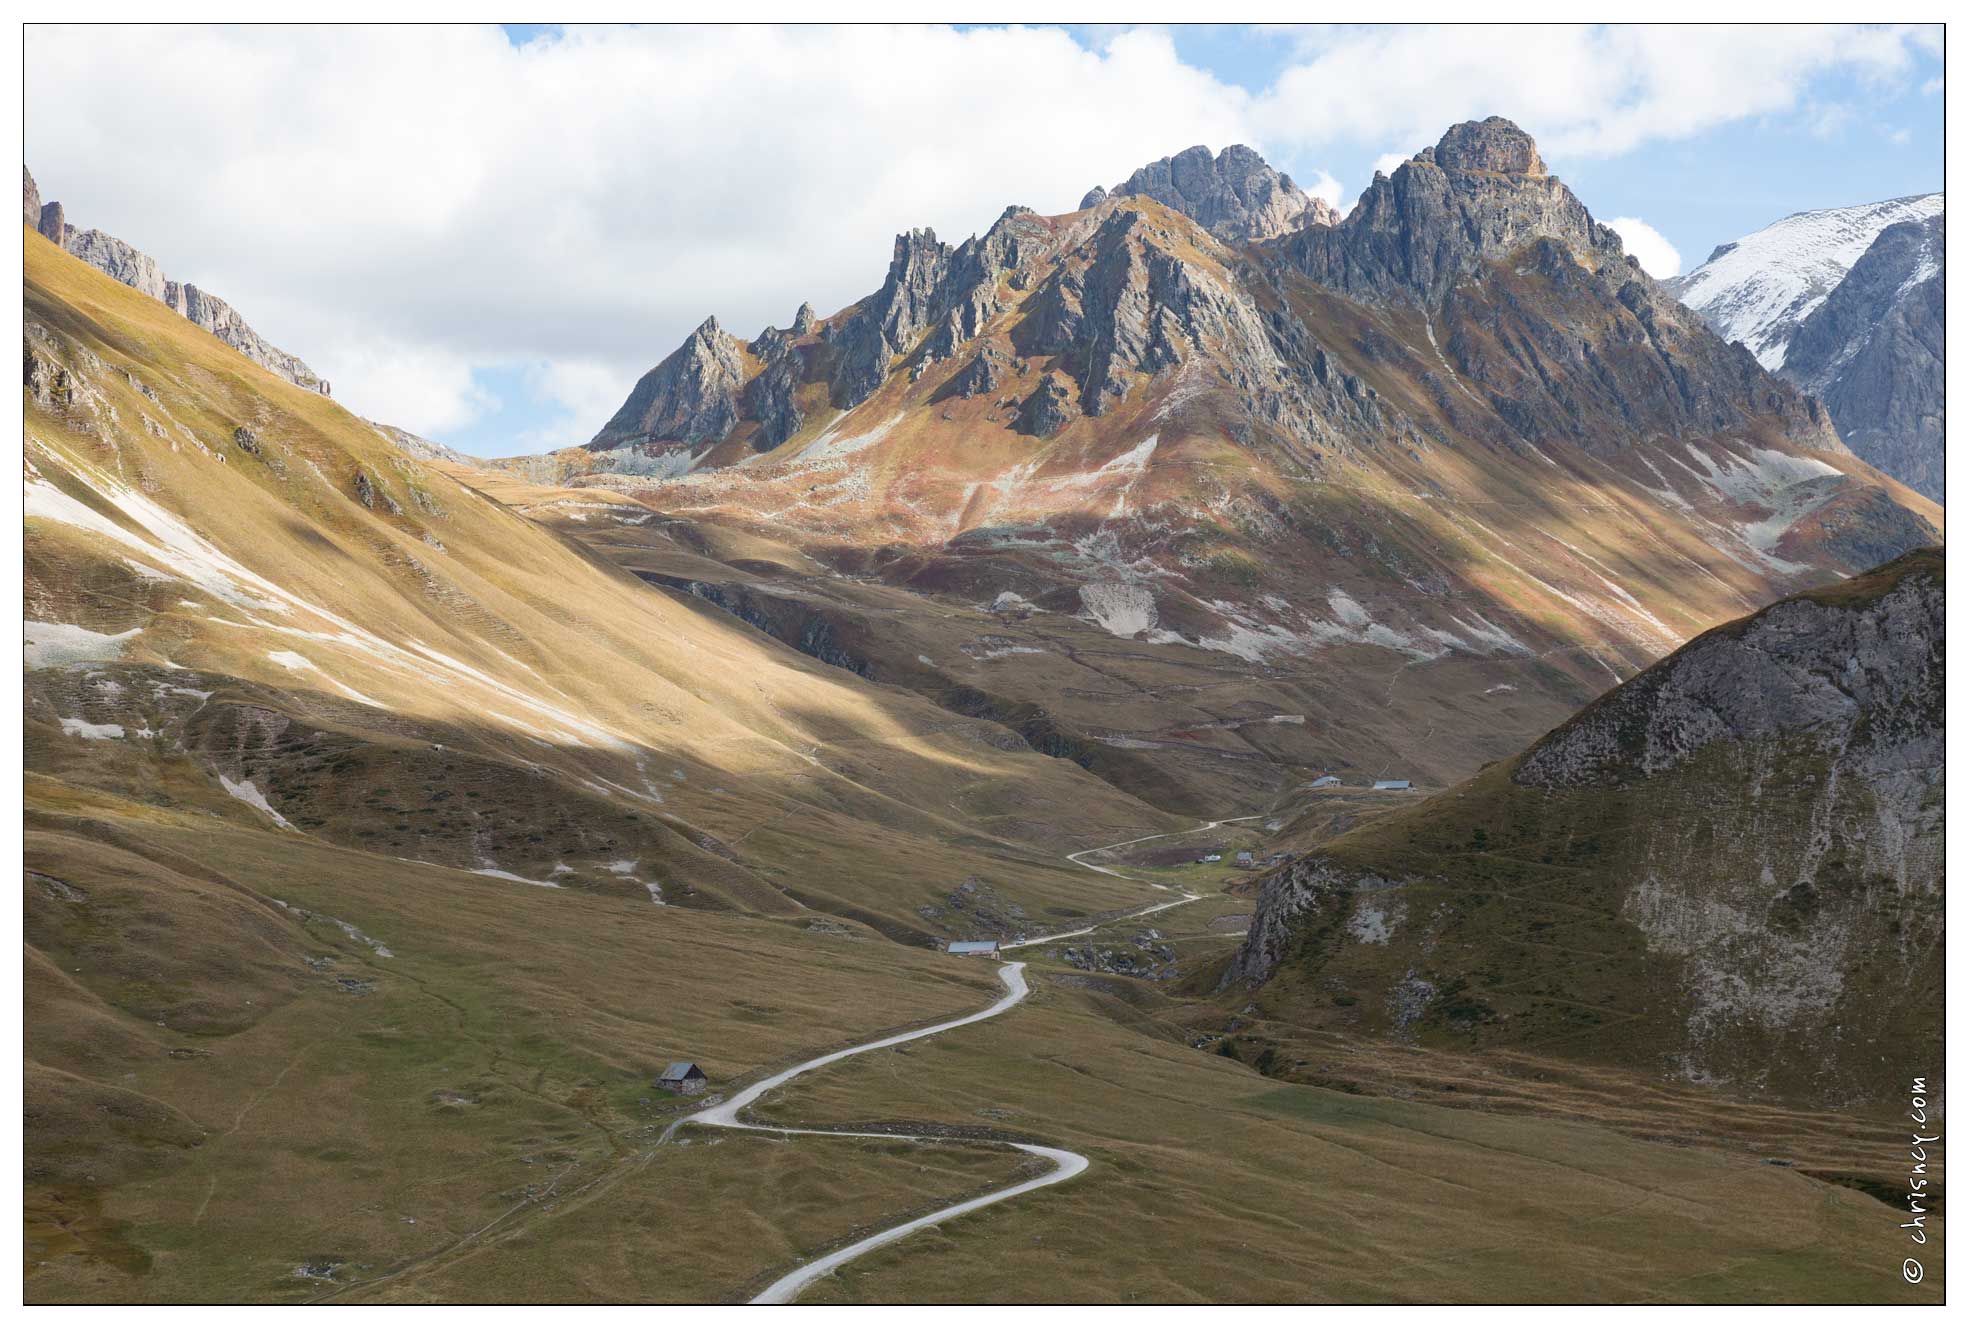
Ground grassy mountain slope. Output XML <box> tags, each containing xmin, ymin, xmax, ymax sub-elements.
<box><xmin>20</xmin><ymin>225</ymin><xmax>1184</xmax><ymax>1296</ymax></box>
<box><xmin>22</xmin><ymin>179</ymin><xmax>1944</xmax><ymax>1305</ymax></box>
<box><xmin>1223</xmin><ymin>549</ymin><xmax>1943</xmax><ymax>1108</ymax></box>
<box><xmin>25</xmin><ymin>224</ymin><xmax>1176</xmax><ymax>929</ymax></box>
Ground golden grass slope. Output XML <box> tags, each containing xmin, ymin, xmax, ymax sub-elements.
<box><xmin>24</xmin><ymin>224</ymin><xmax>1179</xmax><ymax>925</ymax></box>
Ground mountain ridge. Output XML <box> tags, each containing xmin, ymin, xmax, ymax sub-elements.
<box><xmin>23</xmin><ymin>164</ymin><xmax>331</xmax><ymax>397</ymax></box>
<box><xmin>469</xmin><ymin>118</ymin><xmax>1937</xmax><ymax>824</ymax></box>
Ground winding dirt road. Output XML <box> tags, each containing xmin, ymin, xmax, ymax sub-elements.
<box><xmin>673</xmin><ymin>962</ymin><xmax>1084</xmax><ymax>1304</ymax></box>
<box><xmin>677</xmin><ymin>815</ymin><xmax>1262</xmax><ymax>1303</ymax></box>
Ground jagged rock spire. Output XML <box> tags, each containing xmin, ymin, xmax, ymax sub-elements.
<box><xmin>590</xmin><ymin>315</ymin><xmax>744</xmax><ymax>452</ymax></box>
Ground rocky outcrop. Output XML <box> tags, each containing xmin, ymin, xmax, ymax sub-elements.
<box><xmin>1015</xmin><ymin>206</ymin><xmax>1282</xmax><ymax>418</ymax></box>
<box><xmin>26</xmin><ymin>166</ymin><xmax>330</xmax><ymax>396</ymax></box>
<box><xmin>743</xmin><ymin>325</ymin><xmax>803</xmax><ymax>451</ymax></box>
<box><xmin>946</xmin><ymin>347</ymin><xmax>1005</xmax><ymax>399</ymax></box>
<box><xmin>37</xmin><ymin>202</ymin><xmax>67</xmax><ymax>245</ymax></box>
<box><xmin>1078</xmin><ymin>185</ymin><xmax>1107</xmax><ymax>211</ymax></box>
<box><xmin>1229</xmin><ymin>549</ymin><xmax>1944</xmax><ymax>1106</ymax></box>
<box><xmin>1281</xmin><ymin>118</ymin><xmax>1612</xmax><ymax>308</ymax></box>
<box><xmin>23</xmin><ymin>166</ymin><xmax>40</xmax><ymax>227</ymax></box>
<box><xmin>590</xmin><ymin>316</ymin><xmax>745</xmax><ymax>454</ymax></box>
<box><xmin>1516</xmin><ymin>551</ymin><xmax>1942</xmax><ymax>788</ymax></box>
<box><xmin>64</xmin><ymin>229</ymin><xmax>168</xmax><ymax>301</ymax></box>
<box><xmin>827</xmin><ymin>206</ymin><xmax>1052</xmax><ymax>410</ymax></box>
<box><xmin>1016</xmin><ymin>371</ymin><xmax>1078</xmax><ymax>437</ymax></box>
<box><xmin>1270</xmin><ymin>119</ymin><xmax>1841</xmax><ymax>455</ymax></box>
<box><xmin>1780</xmin><ymin>213</ymin><xmax>1943</xmax><ymax>501</ymax></box>
<box><xmin>169</xmin><ymin>283</ymin><xmax>330</xmax><ymax>394</ymax></box>
<box><xmin>1100</xmin><ymin>144</ymin><xmax>1337</xmax><ymax>242</ymax></box>
<box><xmin>368</xmin><ymin>420</ymin><xmax>475</xmax><ymax>467</ymax></box>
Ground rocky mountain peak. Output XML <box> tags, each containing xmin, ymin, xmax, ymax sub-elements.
<box><xmin>1431</xmin><ymin>116</ymin><xmax>1546</xmax><ymax>176</ymax></box>
<box><xmin>1100</xmin><ymin>143</ymin><xmax>1335</xmax><ymax>242</ymax></box>
<box><xmin>1014</xmin><ymin>203</ymin><xmax>1283</xmax><ymax>421</ymax></box>
<box><xmin>1278</xmin><ymin>119</ymin><xmax>1616</xmax><ymax>308</ymax></box>
<box><xmin>791</xmin><ymin>301</ymin><xmax>818</xmax><ymax>335</ymax></box>
<box><xmin>588</xmin><ymin>313</ymin><xmax>744</xmax><ymax>455</ymax></box>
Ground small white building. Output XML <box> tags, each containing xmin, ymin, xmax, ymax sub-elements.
<box><xmin>947</xmin><ymin>939</ymin><xmax>1001</xmax><ymax>957</ymax></box>
<box><xmin>1372</xmin><ymin>779</ymin><xmax>1413</xmax><ymax>791</ymax></box>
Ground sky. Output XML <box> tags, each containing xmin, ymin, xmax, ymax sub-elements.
<box><xmin>25</xmin><ymin>23</ymin><xmax>1944</xmax><ymax>456</ymax></box>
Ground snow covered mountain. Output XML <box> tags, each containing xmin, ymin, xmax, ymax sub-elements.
<box><xmin>1666</xmin><ymin>193</ymin><xmax>1943</xmax><ymax>370</ymax></box>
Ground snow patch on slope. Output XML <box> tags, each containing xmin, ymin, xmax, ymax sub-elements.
<box><xmin>25</xmin><ymin>621</ymin><xmax>140</xmax><ymax>668</ymax></box>
<box><xmin>59</xmin><ymin>716</ymin><xmax>127</xmax><ymax>740</ymax></box>
<box><xmin>1078</xmin><ymin>582</ymin><xmax>1157</xmax><ymax>638</ymax></box>
<box><xmin>219</xmin><ymin>774</ymin><xmax>293</xmax><ymax>830</ymax></box>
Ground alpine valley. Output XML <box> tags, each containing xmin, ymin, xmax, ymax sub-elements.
<box><xmin>22</xmin><ymin>115</ymin><xmax>1945</xmax><ymax>1306</ymax></box>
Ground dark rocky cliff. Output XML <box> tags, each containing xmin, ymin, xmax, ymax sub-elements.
<box><xmin>1783</xmin><ymin>214</ymin><xmax>1944</xmax><ymax>502</ymax></box>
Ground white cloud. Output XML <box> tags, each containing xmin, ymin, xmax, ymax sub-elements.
<box><xmin>1605</xmin><ymin>217</ymin><xmax>1682</xmax><ymax>279</ymax></box>
<box><xmin>1252</xmin><ymin>24</ymin><xmax>1938</xmax><ymax>162</ymax></box>
<box><xmin>1803</xmin><ymin>102</ymin><xmax>1856</xmax><ymax>140</ymax></box>
<box><xmin>517</xmin><ymin>359</ymin><xmax>644</xmax><ymax>453</ymax></box>
<box><xmin>26</xmin><ymin>23</ymin><xmax>1259</xmax><ymax>441</ymax></box>
<box><xmin>1371</xmin><ymin>151</ymin><xmax>1411</xmax><ymax>179</ymax></box>
<box><xmin>22</xmin><ymin>23</ymin><xmax>1940</xmax><ymax>446</ymax></box>
<box><xmin>1300</xmin><ymin>169</ymin><xmax>1346</xmax><ymax>212</ymax></box>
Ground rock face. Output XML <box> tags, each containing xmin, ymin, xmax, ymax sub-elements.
<box><xmin>590</xmin><ymin>316</ymin><xmax>745</xmax><ymax>455</ymax></box>
<box><xmin>1273</xmin><ymin>118</ymin><xmax>1840</xmax><ymax>456</ymax></box>
<box><xmin>1016</xmin><ymin>370</ymin><xmax>1078</xmax><ymax>437</ymax></box>
<box><xmin>64</xmin><ymin>229</ymin><xmax>169</xmax><ymax>301</ymax></box>
<box><xmin>825</xmin><ymin>207</ymin><xmax>1050</xmax><ymax>411</ymax></box>
<box><xmin>37</xmin><ymin>201</ymin><xmax>67</xmax><ymax>246</ymax></box>
<box><xmin>1015</xmin><ymin>205</ymin><xmax>1282</xmax><ymax>419</ymax></box>
<box><xmin>26</xmin><ymin>166</ymin><xmax>330</xmax><ymax>396</ymax></box>
<box><xmin>1229</xmin><ymin>549</ymin><xmax>1944</xmax><ymax>1107</ymax></box>
<box><xmin>1099</xmin><ymin>143</ymin><xmax>1337</xmax><ymax>242</ymax></box>
<box><xmin>743</xmin><ymin>324</ymin><xmax>803</xmax><ymax>451</ymax></box>
<box><xmin>368</xmin><ymin>419</ymin><xmax>475</xmax><ymax>467</ymax></box>
<box><xmin>1780</xmin><ymin>213</ymin><xmax>1944</xmax><ymax>501</ymax></box>
<box><xmin>168</xmin><ymin>283</ymin><xmax>331</xmax><ymax>394</ymax></box>
<box><xmin>1282</xmin><ymin>118</ymin><xmax>1610</xmax><ymax>307</ymax></box>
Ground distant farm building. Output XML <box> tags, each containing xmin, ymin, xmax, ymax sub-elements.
<box><xmin>947</xmin><ymin>939</ymin><xmax>1000</xmax><ymax>957</ymax></box>
<box><xmin>1235</xmin><ymin>851</ymin><xmax>1255</xmax><ymax>868</ymax></box>
<box><xmin>657</xmin><ymin>1061</ymin><xmax>708</xmax><ymax>1095</ymax></box>
<box><xmin>1373</xmin><ymin>779</ymin><xmax>1413</xmax><ymax>791</ymax></box>
<box><xmin>1309</xmin><ymin>775</ymin><xmax>1341</xmax><ymax>788</ymax></box>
